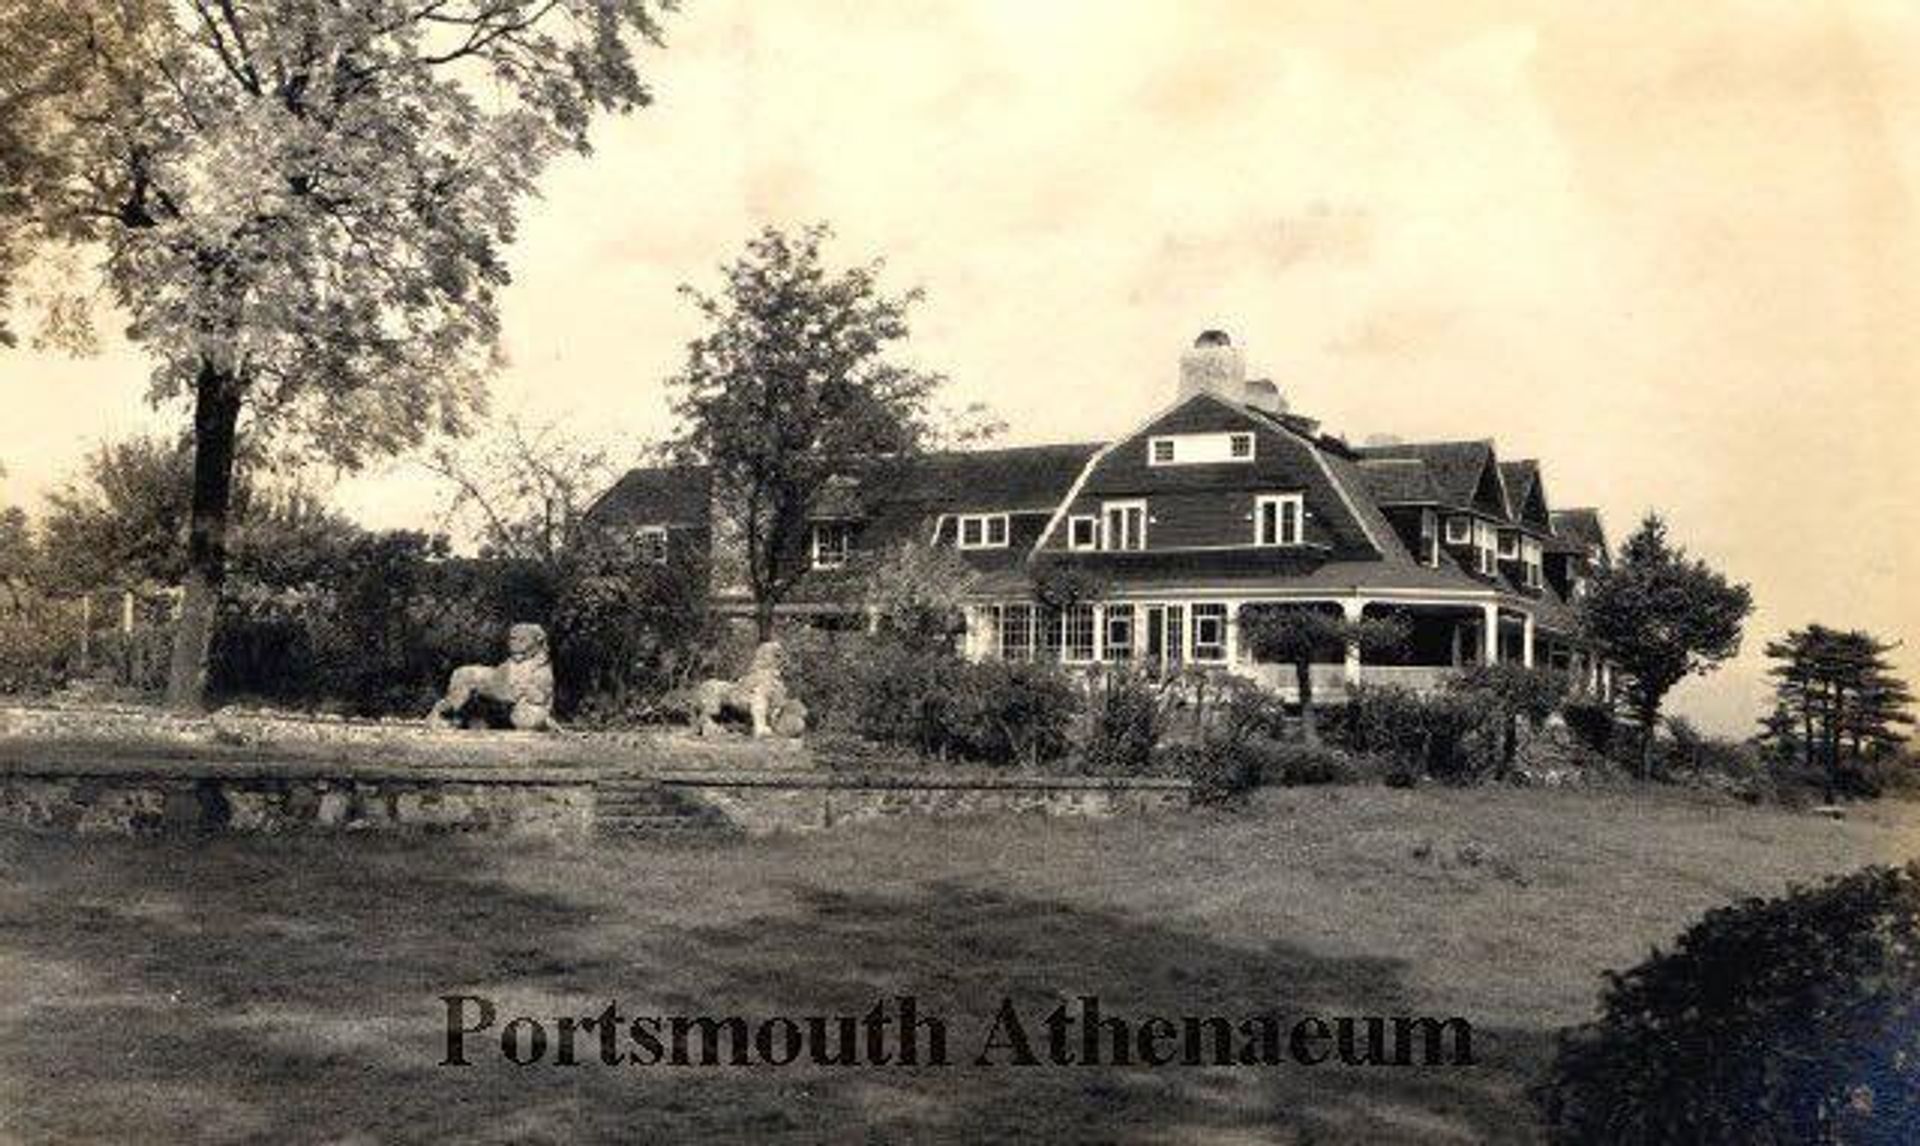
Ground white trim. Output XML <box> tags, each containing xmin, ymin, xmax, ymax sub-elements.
<box><xmin>1253</xmin><ymin>492</ymin><xmax>1305</xmax><ymax>547</ymax></box>
<box><xmin>1100</xmin><ymin>499</ymin><xmax>1148</xmax><ymax>551</ymax></box>
<box><xmin>1028</xmin><ymin>392</ymin><xmax>1242</xmax><ymax>556</ymax></box>
<box><xmin>1146</xmin><ymin>430</ymin><xmax>1257</xmax><ymax>467</ymax></box>
<box><xmin>956</xmin><ymin>512</ymin><xmax>1011</xmax><ymax>550</ymax></box>
<box><xmin>1242</xmin><ymin>405</ymin><xmax>1386</xmax><ymax>553</ymax></box>
<box><xmin>1067</xmin><ymin>514</ymin><xmax>1099</xmax><ymax>550</ymax></box>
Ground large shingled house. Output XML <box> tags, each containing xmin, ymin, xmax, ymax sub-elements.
<box><xmin>589</xmin><ymin>331</ymin><xmax>1614</xmax><ymax>699</ymax></box>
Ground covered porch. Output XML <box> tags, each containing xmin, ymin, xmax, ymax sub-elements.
<box><xmin>963</xmin><ymin>593</ymin><xmax>1605</xmax><ymax>702</ymax></box>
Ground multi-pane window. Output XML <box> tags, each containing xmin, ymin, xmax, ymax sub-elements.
<box><xmin>1445</xmin><ymin>515</ymin><xmax>1472</xmax><ymax>545</ymax></box>
<box><xmin>1037</xmin><ymin>605</ymin><xmax>1064</xmax><ymax>660</ymax></box>
<box><xmin>1105</xmin><ymin>604</ymin><xmax>1135</xmax><ymax>662</ymax></box>
<box><xmin>633</xmin><ymin>525</ymin><xmax>668</xmax><ymax>565</ymax></box>
<box><xmin>1192</xmin><ymin>604</ymin><xmax>1227</xmax><ymax>661</ymax></box>
<box><xmin>1498</xmin><ymin>530</ymin><xmax>1521</xmax><ymax>560</ymax></box>
<box><xmin>1521</xmin><ymin>538</ymin><xmax>1544</xmax><ymax>590</ymax></box>
<box><xmin>1255</xmin><ymin>493</ymin><xmax>1304</xmax><ymax>547</ymax></box>
<box><xmin>1471</xmin><ymin>520</ymin><xmax>1498</xmax><ymax>576</ymax></box>
<box><xmin>1063</xmin><ymin>603</ymin><xmax>1097</xmax><ymax>662</ymax></box>
<box><xmin>811</xmin><ymin>522</ymin><xmax>852</xmax><ymax>569</ymax></box>
<box><xmin>1146</xmin><ymin>432</ymin><xmax>1256</xmax><ymax>466</ymax></box>
<box><xmin>999</xmin><ymin>603</ymin><xmax>1035</xmax><ymax>661</ymax></box>
<box><xmin>958</xmin><ymin>513</ymin><xmax>1010</xmax><ymax>549</ymax></box>
<box><xmin>1068</xmin><ymin>515</ymin><xmax>1099</xmax><ymax>550</ymax></box>
<box><xmin>1102</xmin><ymin>501</ymin><xmax>1147</xmax><ymax>551</ymax></box>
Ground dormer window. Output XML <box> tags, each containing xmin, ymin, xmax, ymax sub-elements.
<box><xmin>1102</xmin><ymin>500</ymin><xmax>1147</xmax><ymax>551</ymax></box>
<box><xmin>957</xmin><ymin>513</ymin><xmax>1010</xmax><ymax>549</ymax></box>
<box><xmin>810</xmin><ymin>522</ymin><xmax>853</xmax><ymax>569</ymax></box>
<box><xmin>1472</xmin><ymin>520</ymin><xmax>1498</xmax><ymax>576</ymax></box>
<box><xmin>1067</xmin><ymin>515</ymin><xmax>1099</xmax><ymax>550</ymax></box>
<box><xmin>1254</xmin><ymin>493</ymin><xmax>1304</xmax><ymax>547</ymax></box>
<box><xmin>1445</xmin><ymin>516</ymin><xmax>1472</xmax><ymax>545</ymax></box>
<box><xmin>1419</xmin><ymin>509</ymin><xmax>1439</xmax><ymax>567</ymax></box>
<box><xmin>1498</xmin><ymin>530</ymin><xmax>1521</xmax><ymax>560</ymax></box>
<box><xmin>1521</xmin><ymin>537</ymin><xmax>1544</xmax><ymax>589</ymax></box>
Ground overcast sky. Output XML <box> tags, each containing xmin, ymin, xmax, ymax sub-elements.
<box><xmin>3</xmin><ymin>0</ymin><xmax>1917</xmax><ymax>733</ymax></box>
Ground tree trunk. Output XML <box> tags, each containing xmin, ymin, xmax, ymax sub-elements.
<box><xmin>1295</xmin><ymin>660</ymin><xmax>1317</xmax><ymax>745</ymax></box>
<box><xmin>1637</xmin><ymin>702</ymin><xmax>1658</xmax><ymax>780</ymax></box>
<box><xmin>753</xmin><ymin>598</ymin><xmax>776</xmax><ymax>643</ymax></box>
<box><xmin>164</xmin><ymin>364</ymin><xmax>243</xmax><ymax>711</ymax></box>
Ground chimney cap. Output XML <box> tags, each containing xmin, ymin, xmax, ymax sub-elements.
<box><xmin>1193</xmin><ymin>329</ymin><xmax>1233</xmax><ymax>348</ymax></box>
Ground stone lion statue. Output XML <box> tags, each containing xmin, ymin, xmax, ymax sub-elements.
<box><xmin>427</xmin><ymin>623</ymin><xmax>557</xmax><ymax>731</ymax></box>
<box><xmin>690</xmin><ymin>640</ymin><xmax>807</xmax><ymax>739</ymax></box>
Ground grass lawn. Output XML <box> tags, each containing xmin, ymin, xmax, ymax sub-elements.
<box><xmin>2</xmin><ymin>786</ymin><xmax>1915</xmax><ymax>1144</ymax></box>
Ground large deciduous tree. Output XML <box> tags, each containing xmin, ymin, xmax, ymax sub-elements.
<box><xmin>669</xmin><ymin>223</ymin><xmax>974</xmax><ymax>641</ymax></box>
<box><xmin>1581</xmin><ymin>513</ymin><xmax>1753</xmax><ymax>777</ymax></box>
<box><xmin>0</xmin><ymin>0</ymin><xmax>672</xmax><ymax>708</ymax></box>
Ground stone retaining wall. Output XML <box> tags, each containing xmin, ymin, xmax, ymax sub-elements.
<box><xmin>0</xmin><ymin>757</ymin><xmax>596</xmax><ymax>839</ymax></box>
<box><xmin>655</xmin><ymin>772</ymin><xmax>1193</xmax><ymax>835</ymax></box>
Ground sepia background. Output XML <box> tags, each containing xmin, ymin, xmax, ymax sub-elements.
<box><xmin>3</xmin><ymin>0</ymin><xmax>1915</xmax><ymax>732</ymax></box>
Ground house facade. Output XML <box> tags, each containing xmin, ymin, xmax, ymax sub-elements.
<box><xmin>590</xmin><ymin>330</ymin><xmax>1613</xmax><ymax>700</ymax></box>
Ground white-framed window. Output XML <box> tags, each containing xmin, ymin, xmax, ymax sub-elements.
<box><xmin>1445</xmin><ymin>515</ymin><xmax>1473</xmax><ymax>545</ymax></box>
<box><xmin>1471</xmin><ymin>520</ymin><xmax>1498</xmax><ymax>576</ymax></box>
<box><xmin>1521</xmin><ymin>538</ymin><xmax>1544</xmax><ymax>590</ymax></box>
<box><xmin>999</xmin><ymin>603</ymin><xmax>1035</xmax><ymax>661</ymax></box>
<box><xmin>1145</xmin><ymin>432</ymin><xmax>1256</xmax><ymax>466</ymax></box>
<box><xmin>1191</xmin><ymin>604</ymin><xmax>1228</xmax><ymax>662</ymax></box>
<box><xmin>1254</xmin><ymin>493</ymin><xmax>1305</xmax><ymax>547</ymax></box>
<box><xmin>1104</xmin><ymin>604</ymin><xmax>1135</xmax><ymax>662</ymax></box>
<box><xmin>1067</xmin><ymin>515</ymin><xmax>1099</xmax><ymax>550</ymax></box>
<box><xmin>632</xmin><ymin>525</ymin><xmax>668</xmax><ymax>565</ymax></box>
<box><xmin>1063</xmin><ymin>603</ymin><xmax>1097</xmax><ymax>662</ymax></box>
<box><xmin>1420</xmin><ymin>509</ymin><xmax>1439</xmax><ymax>567</ymax></box>
<box><xmin>957</xmin><ymin>513</ymin><xmax>1010</xmax><ymax>549</ymax></box>
<box><xmin>1102</xmin><ymin>500</ymin><xmax>1147</xmax><ymax>551</ymax></box>
<box><xmin>810</xmin><ymin>522</ymin><xmax>853</xmax><ymax>569</ymax></box>
<box><xmin>1498</xmin><ymin>529</ymin><xmax>1521</xmax><ymax>560</ymax></box>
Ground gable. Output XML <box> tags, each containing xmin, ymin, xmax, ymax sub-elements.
<box><xmin>1469</xmin><ymin>454</ymin><xmax>1509</xmax><ymax>518</ymax></box>
<box><xmin>1047</xmin><ymin>394</ymin><xmax>1381</xmax><ymax>556</ymax></box>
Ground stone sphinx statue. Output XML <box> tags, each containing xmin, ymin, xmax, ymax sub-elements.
<box><xmin>690</xmin><ymin>640</ymin><xmax>807</xmax><ymax>739</ymax></box>
<box><xmin>427</xmin><ymin>623</ymin><xmax>558</xmax><ymax>731</ymax></box>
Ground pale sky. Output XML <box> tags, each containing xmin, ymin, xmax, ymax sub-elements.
<box><xmin>3</xmin><ymin>0</ymin><xmax>1917</xmax><ymax>733</ymax></box>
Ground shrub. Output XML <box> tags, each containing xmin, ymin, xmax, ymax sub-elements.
<box><xmin>0</xmin><ymin>598</ymin><xmax>79</xmax><ymax>695</ymax></box>
<box><xmin>952</xmin><ymin>660</ymin><xmax>1079</xmax><ymax>766</ymax></box>
<box><xmin>1562</xmin><ymin>698</ymin><xmax>1619</xmax><ymax>755</ymax></box>
<box><xmin>1080</xmin><ymin>667</ymin><xmax>1171</xmax><ymax>776</ymax></box>
<box><xmin>1334</xmin><ymin>683</ymin><xmax>1430</xmax><ymax>766</ymax></box>
<box><xmin>1262</xmin><ymin>740</ymin><xmax>1356</xmax><ymax>786</ymax></box>
<box><xmin>1536</xmin><ymin>861</ymin><xmax>1920</xmax><ymax>1144</ymax></box>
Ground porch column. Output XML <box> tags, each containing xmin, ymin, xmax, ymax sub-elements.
<box><xmin>1521</xmin><ymin>613</ymin><xmax>1536</xmax><ymax>668</ymax></box>
<box><xmin>1224</xmin><ymin>601</ymin><xmax>1241</xmax><ymax>664</ymax></box>
<box><xmin>1340</xmin><ymin>598</ymin><xmax>1365</xmax><ymax>685</ymax></box>
<box><xmin>1480</xmin><ymin>602</ymin><xmax>1499</xmax><ymax>665</ymax></box>
<box><xmin>1092</xmin><ymin>603</ymin><xmax>1105</xmax><ymax>663</ymax></box>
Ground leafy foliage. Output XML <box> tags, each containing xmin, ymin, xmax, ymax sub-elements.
<box><xmin>1581</xmin><ymin>514</ymin><xmax>1752</xmax><ymax>776</ymax></box>
<box><xmin>0</xmin><ymin>0</ymin><xmax>673</xmax><ymax>706</ymax></box>
<box><xmin>668</xmin><ymin>224</ymin><xmax>979</xmax><ymax>638</ymax></box>
<box><xmin>1238</xmin><ymin>604</ymin><xmax>1408</xmax><ymax>743</ymax></box>
<box><xmin>1537</xmin><ymin>861</ymin><xmax>1920</xmax><ymax>1144</ymax></box>
<box><xmin>853</xmin><ymin>541</ymin><xmax>978</xmax><ymax>652</ymax></box>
